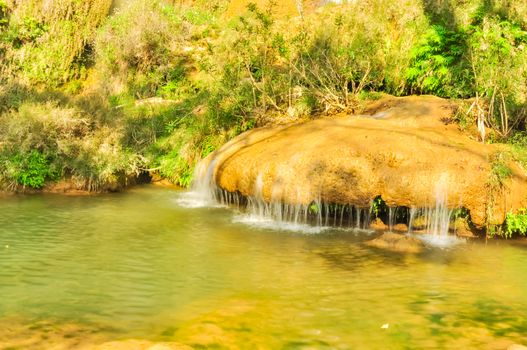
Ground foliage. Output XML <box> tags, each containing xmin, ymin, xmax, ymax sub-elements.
<box><xmin>1</xmin><ymin>0</ymin><xmax>527</xmax><ymax>193</ymax></box>
<box><xmin>468</xmin><ymin>17</ymin><xmax>527</xmax><ymax>138</ymax></box>
<box><xmin>488</xmin><ymin>152</ymin><xmax>513</xmax><ymax>189</ymax></box>
<box><xmin>3</xmin><ymin>150</ymin><xmax>56</xmax><ymax>188</ymax></box>
<box><xmin>505</xmin><ymin>209</ymin><xmax>527</xmax><ymax>238</ymax></box>
<box><xmin>371</xmin><ymin>196</ymin><xmax>387</xmax><ymax>218</ymax></box>
<box><xmin>309</xmin><ymin>202</ymin><xmax>320</xmax><ymax>215</ymax></box>
<box><xmin>0</xmin><ymin>100</ymin><xmax>145</xmax><ymax>191</ymax></box>
<box><xmin>1</xmin><ymin>0</ymin><xmax>112</xmax><ymax>85</ymax></box>
<box><xmin>95</xmin><ymin>0</ymin><xmax>187</xmax><ymax>97</ymax></box>
<box><xmin>0</xmin><ymin>1</ymin><xmax>8</xmax><ymax>28</ymax></box>
<box><xmin>407</xmin><ymin>25</ymin><xmax>470</xmax><ymax>97</ymax></box>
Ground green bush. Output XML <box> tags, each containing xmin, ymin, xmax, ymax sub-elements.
<box><xmin>468</xmin><ymin>17</ymin><xmax>527</xmax><ymax>137</ymax></box>
<box><xmin>95</xmin><ymin>0</ymin><xmax>187</xmax><ymax>97</ymax></box>
<box><xmin>488</xmin><ymin>152</ymin><xmax>513</xmax><ymax>188</ymax></box>
<box><xmin>407</xmin><ymin>25</ymin><xmax>470</xmax><ymax>97</ymax></box>
<box><xmin>0</xmin><ymin>1</ymin><xmax>8</xmax><ymax>28</ymax></box>
<box><xmin>505</xmin><ymin>209</ymin><xmax>527</xmax><ymax>237</ymax></box>
<box><xmin>6</xmin><ymin>150</ymin><xmax>55</xmax><ymax>189</ymax></box>
<box><xmin>1</xmin><ymin>0</ymin><xmax>527</xmax><ymax>193</ymax></box>
<box><xmin>0</xmin><ymin>100</ymin><xmax>145</xmax><ymax>191</ymax></box>
<box><xmin>1</xmin><ymin>0</ymin><xmax>112</xmax><ymax>86</ymax></box>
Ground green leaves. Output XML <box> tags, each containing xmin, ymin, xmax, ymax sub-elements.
<box><xmin>406</xmin><ymin>25</ymin><xmax>469</xmax><ymax>97</ymax></box>
<box><xmin>7</xmin><ymin>151</ymin><xmax>56</xmax><ymax>189</ymax></box>
<box><xmin>505</xmin><ymin>209</ymin><xmax>527</xmax><ymax>238</ymax></box>
<box><xmin>0</xmin><ymin>0</ymin><xmax>9</xmax><ymax>29</ymax></box>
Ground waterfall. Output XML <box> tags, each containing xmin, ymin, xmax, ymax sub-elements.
<box><xmin>408</xmin><ymin>207</ymin><xmax>417</xmax><ymax>233</ymax></box>
<box><xmin>388</xmin><ymin>207</ymin><xmax>396</xmax><ymax>232</ymax></box>
<box><xmin>180</xmin><ymin>160</ymin><xmax>462</xmax><ymax>242</ymax></box>
<box><xmin>214</xmin><ymin>184</ymin><xmax>371</xmax><ymax>231</ymax></box>
<box><xmin>411</xmin><ymin>174</ymin><xmax>453</xmax><ymax>237</ymax></box>
<box><xmin>426</xmin><ymin>176</ymin><xmax>453</xmax><ymax>237</ymax></box>
<box><xmin>406</xmin><ymin>175</ymin><xmax>463</xmax><ymax>246</ymax></box>
<box><xmin>176</xmin><ymin>159</ymin><xmax>219</xmax><ymax>208</ymax></box>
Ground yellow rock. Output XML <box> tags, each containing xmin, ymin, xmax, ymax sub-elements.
<box><xmin>202</xmin><ymin>96</ymin><xmax>527</xmax><ymax>228</ymax></box>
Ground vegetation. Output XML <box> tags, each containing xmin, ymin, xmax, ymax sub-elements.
<box><xmin>0</xmin><ymin>0</ymin><xmax>526</xmax><ymax>192</ymax></box>
<box><xmin>505</xmin><ymin>209</ymin><xmax>527</xmax><ymax>238</ymax></box>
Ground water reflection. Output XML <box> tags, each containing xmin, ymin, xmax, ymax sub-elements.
<box><xmin>0</xmin><ymin>185</ymin><xmax>526</xmax><ymax>349</ymax></box>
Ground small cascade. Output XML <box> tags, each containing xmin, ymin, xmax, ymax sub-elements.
<box><xmin>407</xmin><ymin>175</ymin><xmax>454</xmax><ymax>237</ymax></box>
<box><xmin>408</xmin><ymin>207</ymin><xmax>417</xmax><ymax>233</ymax></box>
<box><xmin>179</xmin><ymin>160</ymin><xmax>463</xmax><ymax>241</ymax></box>
<box><xmin>214</xmin><ymin>186</ymin><xmax>371</xmax><ymax>230</ymax></box>
<box><xmin>176</xmin><ymin>159</ymin><xmax>219</xmax><ymax>208</ymax></box>
<box><xmin>388</xmin><ymin>207</ymin><xmax>396</xmax><ymax>232</ymax></box>
<box><xmin>405</xmin><ymin>175</ymin><xmax>464</xmax><ymax>247</ymax></box>
<box><xmin>428</xmin><ymin>176</ymin><xmax>453</xmax><ymax>237</ymax></box>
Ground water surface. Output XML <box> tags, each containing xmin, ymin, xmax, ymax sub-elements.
<box><xmin>1</xmin><ymin>185</ymin><xmax>526</xmax><ymax>349</ymax></box>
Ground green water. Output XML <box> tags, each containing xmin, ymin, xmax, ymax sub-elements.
<box><xmin>1</xmin><ymin>185</ymin><xmax>527</xmax><ymax>349</ymax></box>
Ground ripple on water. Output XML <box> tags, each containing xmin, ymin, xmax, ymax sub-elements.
<box><xmin>1</xmin><ymin>186</ymin><xmax>527</xmax><ymax>349</ymax></box>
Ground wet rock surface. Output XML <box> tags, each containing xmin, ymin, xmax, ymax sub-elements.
<box><xmin>95</xmin><ymin>340</ymin><xmax>192</xmax><ymax>350</ymax></box>
<box><xmin>509</xmin><ymin>344</ymin><xmax>527</xmax><ymax>350</ymax></box>
<box><xmin>366</xmin><ymin>232</ymin><xmax>425</xmax><ymax>253</ymax></box>
<box><xmin>202</xmin><ymin>96</ymin><xmax>527</xmax><ymax>228</ymax></box>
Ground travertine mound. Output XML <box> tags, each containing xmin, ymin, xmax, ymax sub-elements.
<box><xmin>202</xmin><ymin>96</ymin><xmax>527</xmax><ymax>228</ymax></box>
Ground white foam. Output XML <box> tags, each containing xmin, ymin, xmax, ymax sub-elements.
<box><xmin>415</xmin><ymin>233</ymin><xmax>465</xmax><ymax>248</ymax></box>
<box><xmin>232</xmin><ymin>214</ymin><xmax>330</xmax><ymax>234</ymax></box>
<box><xmin>175</xmin><ymin>191</ymin><xmax>225</xmax><ymax>209</ymax></box>
<box><xmin>232</xmin><ymin>213</ymin><xmax>376</xmax><ymax>235</ymax></box>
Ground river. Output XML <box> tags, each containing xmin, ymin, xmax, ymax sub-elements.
<box><xmin>1</xmin><ymin>185</ymin><xmax>526</xmax><ymax>349</ymax></box>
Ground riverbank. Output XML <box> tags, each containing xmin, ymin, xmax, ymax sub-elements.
<box><xmin>3</xmin><ymin>95</ymin><xmax>526</xmax><ymax>237</ymax></box>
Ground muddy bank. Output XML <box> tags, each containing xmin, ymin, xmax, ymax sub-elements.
<box><xmin>200</xmin><ymin>96</ymin><xmax>527</xmax><ymax>229</ymax></box>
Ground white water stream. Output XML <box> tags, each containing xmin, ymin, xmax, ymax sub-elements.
<box><xmin>183</xmin><ymin>160</ymin><xmax>463</xmax><ymax>246</ymax></box>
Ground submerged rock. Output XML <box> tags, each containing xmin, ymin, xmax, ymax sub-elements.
<box><xmin>508</xmin><ymin>345</ymin><xmax>527</xmax><ymax>350</ymax></box>
<box><xmin>392</xmin><ymin>223</ymin><xmax>409</xmax><ymax>232</ymax></box>
<box><xmin>95</xmin><ymin>340</ymin><xmax>192</xmax><ymax>350</ymax></box>
<box><xmin>200</xmin><ymin>96</ymin><xmax>527</xmax><ymax>229</ymax></box>
<box><xmin>370</xmin><ymin>218</ymin><xmax>388</xmax><ymax>230</ymax></box>
<box><xmin>366</xmin><ymin>232</ymin><xmax>425</xmax><ymax>253</ymax></box>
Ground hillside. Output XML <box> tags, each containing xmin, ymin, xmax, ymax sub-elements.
<box><xmin>1</xmin><ymin>0</ymin><xmax>527</xmax><ymax>235</ymax></box>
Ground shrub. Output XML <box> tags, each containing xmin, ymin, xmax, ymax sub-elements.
<box><xmin>505</xmin><ymin>209</ymin><xmax>527</xmax><ymax>237</ymax></box>
<box><xmin>468</xmin><ymin>17</ymin><xmax>527</xmax><ymax>138</ymax></box>
<box><xmin>0</xmin><ymin>101</ymin><xmax>144</xmax><ymax>191</ymax></box>
<box><xmin>95</xmin><ymin>0</ymin><xmax>188</xmax><ymax>97</ymax></box>
<box><xmin>0</xmin><ymin>1</ymin><xmax>8</xmax><ymax>28</ymax></box>
<box><xmin>3</xmin><ymin>150</ymin><xmax>55</xmax><ymax>188</ymax></box>
<box><xmin>2</xmin><ymin>0</ymin><xmax>527</xmax><ymax>193</ymax></box>
<box><xmin>407</xmin><ymin>25</ymin><xmax>471</xmax><ymax>97</ymax></box>
<box><xmin>2</xmin><ymin>0</ymin><xmax>112</xmax><ymax>86</ymax></box>
<box><xmin>488</xmin><ymin>152</ymin><xmax>513</xmax><ymax>188</ymax></box>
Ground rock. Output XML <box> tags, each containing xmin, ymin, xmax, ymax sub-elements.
<box><xmin>393</xmin><ymin>223</ymin><xmax>409</xmax><ymax>232</ymax></box>
<box><xmin>95</xmin><ymin>340</ymin><xmax>192</xmax><ymax>350</ymax></box>
<box><xmin>508</xmin><ymin>345</ymin><xmax>527</xmax><ymax>350</ymax></box>
<box><xmin>201</xmin><ymin>96</ymin><xmax>527</xmax><ymax>228</ymax></box>
<box><xmin>148</xmin><ymin>343</ymin><xmax>193</xmax><ymax>350</ymax></box>
<box><xmin>454</xmin><ymin>217</ymin><xmax>478</xmax><ymax>238</ymax></box>
<box><xmin>366</xmin><ymin>232</ymin><xmax>425</xmax><ymax>253</ymax></box>
<box><xmin>370</xmin><ymin>218</ymin><xmax>388</xmax><ymax>230</ymax></box>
